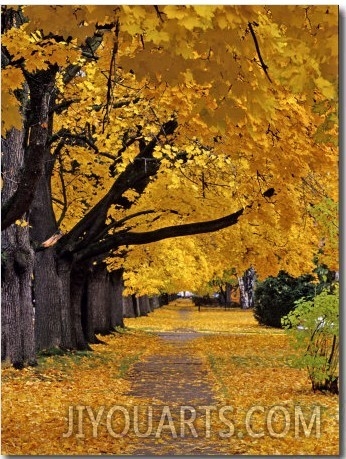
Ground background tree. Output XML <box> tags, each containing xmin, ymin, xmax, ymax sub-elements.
<box><xmin>253</xmin><ymin>271</ymin><xmax>318</xmax><ymax>328</ymax></box>
<box><xmin>238</xmin><ymin>267</ymin><xmax>256</xmax><ymax>309</ymax></box>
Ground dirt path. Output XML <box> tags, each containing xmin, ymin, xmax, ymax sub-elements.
<box><xmin>126</xmin><ymin>330</ymin><xmax>227</xmax><ymax>455</ymax></box>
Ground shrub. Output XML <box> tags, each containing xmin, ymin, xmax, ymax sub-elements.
<box><xmin>281</xmin><ymin>287</ymin><xmax>339</xmax><ymax>394</ymax></box>
<box><xmin>253</xmin><ymin>270</ymin><xmax>316</xmax><ymax>328</ymax></box>
<box><xmin>192</xmin><ymin>295</ymin><xmax>219</xmax><ymax>308</ymax></box>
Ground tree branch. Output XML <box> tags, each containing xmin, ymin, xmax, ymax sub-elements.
<box><xmin>102</xmin><ymin>19</ymin><xmax>120</xmax><ymax>132</ymax></box>
<box><xmin>154</xmin><ymin>6</ymin><xmax>165</xmax><ymax>22</ymax></box>
<box><xmin>57</xmin><ymin>118</ymin><xmax>178</xmax><ymax>253</ymax></box>
<box><xmin>97</xmin><ymin>209</ymin><xmax>157</xmax><ymax>241</ymax></box>
<box><xmin>248</xmin><ymin>22</ymin><xmax>272</xmax><ymax>84</ymax></box>
<box><xmin>55</xmin><ymin>150</ymin><xmax>69</xmax><ymax>226</ymax></box>
<box><xmin>74</xmin><ymin>206</ymin><xmax>248</xmax><ymax>262</ymax></box>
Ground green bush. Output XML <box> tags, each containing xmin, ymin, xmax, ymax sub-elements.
<box><xmin>253</xmin><ymin>270</ymin><xmax>316</xmax><ymax>328</ymax></box>
<box><xmin>282</xmin><ymin>287</ymin><xmax>339</xmax><ymax>394</ymax></box>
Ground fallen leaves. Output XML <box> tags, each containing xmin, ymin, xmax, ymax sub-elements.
<box><xmin>1</xmin><ymin>330</ymin><xmax>162</xmax><ymax>455</ymax></box>
<box><xmin>2</xmin><ymin>300</ymin><xmax>339</xmax><ymax>455</ymax></box>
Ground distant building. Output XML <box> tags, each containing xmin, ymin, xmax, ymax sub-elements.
<box><xmin>177</xmin><ymin>291</ymin><xmax>195</xmax><ymax>298</ymax></box>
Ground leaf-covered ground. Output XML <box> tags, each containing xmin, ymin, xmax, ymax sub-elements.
<box><xmin>1</xmin><ymin>299</ymin><xmax>339</xmax><ymax>455</ymax></box>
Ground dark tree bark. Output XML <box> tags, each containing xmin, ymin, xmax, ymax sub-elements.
<box><xmin>33</xmin><ymin>250</ymin><xmax>63</xmax><ymax>351</ymax></box>
<box><xmin>70</xmin><ymin>264</ymin><xmax>90</xmax><ymax>350</ymax></box>
<box><xmin>1</xmin><ymin>67</ymin><xmax>58</xmax><ymax>230</ymax></box>
<box><xmin>138</xmin><ymin>296</ymin><xmax>150</xmax><ymax>316</ymax></box>
<box><xmin>219</xmin><ymin>283</ymin><xmax>234</xmax><ymax>308</ymax></box>
<box><xmin>1</xmin><ymin>9</ymin><xmax>36</xmax><ymax>366</ymax></box>
<box><xmin>82</xmin><ymin>265</ymin><xmax>124</xmax><ymax>342</ymax></box>
<box><xmin>1</xmin><ymin>226</ymin><xmax>36</xmax><ymax>368</ymax></box>
<box><xmin>149</xmin><ymin>296</ymin><xmax>160</xmax><ymax>310</ymax></box>
<box><xmin>133</xmin><ymin>295</ymin><xmax>141</xmax><ymax>317</ymax></box>
<box><xmin>85</xmin><ymin>263</ymin><xmax>110</xmax><ymax>337</ymax></box>
<box><xmin>29</xmin><ymin>168</ymin><xmax>66</xmax><ymax>351</ymax></box>
<box><xmin>109</xmin><ymin>269</ymin><xmax>125</xmax><ymax>328</ymax></box>
<box><xmin>225</xmin><ymin>283</ymin><xmax>233</xmax><ymax>305</ymax></box>
<box><xmin>1</xmin><ymin>129</ymin><xmax>36</xmax><ymax>368</ymax></box>
<box><xmin>159</xmin><ymin>293</ymin><xmax>169</xmax><ymax>306</ymax></box>
<box><xmin>57</xmin><ymin>257</ymin><xmax>74</xmax><ymax>349</ymax></box>
<box><xmin>123</xmin><ymin>296</ymin><xmax>136</xmax><ymax>318</ymax></box>
<box><xmin>1</xmin><ymin>11</ymin><xmax>112</xmax><ymax>361</ymax></box>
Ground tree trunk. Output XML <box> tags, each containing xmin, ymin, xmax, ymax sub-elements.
<box><xmin>133</xmin><ymin>295</ymin><xmax>141</xmax><ymax>317</ymax></box>
<box><xmin>138</xmin><ymin>296</ymin><xmax>150</xmax><ymax>316</ymax></box>
<box><xmin>33</xmin><ymin>250</ymin><xmax>64</xmax><ymax>351</ymax></box>
<box><xmin>312</xmin><ymin>377</ymin><xmax>338</xmax><ymax>395</ymax></box>
<box><xmin>159</xmin><ymin>293</ymin><xmax>169</xmax><ymax>306</ymax></box>
<box><xmin>29</xmin><ymin>154</ymin><xmax>69</xmax><ymax>352</ymax></box>
<box><xmin>238</xmin><ymin>267</ymin><xmax>256</xmax><ymax>309</ymax></box>
<box><xmin>225</xmin><ymin>283</ymin><xmax>233</xmax><ymax>307</ymax></box>
<box><xmin>123</xmin><ymin>296</ymin><xmax>135</xmax><ymax>318</ymax></box>
<box><xmin>82</xmin><ymin>265</ymin><xmax>124</xmax><ymax>342</ymax></box>
<box><xmin>84</xmin><ymin>263</ymin><xmax>110</xmax><ymax>340</ymax></box>
<box><xmin>31</xmin><ymin>253</ymin><xmax>76</xmax><ymax>352</ymax></box>
<box><xmin>109</xmin><ymin>269</ymin><xmax>124</xmax><ymax>328</ymax></box>
<box><xmin>70</xmin><ymin>264</ymin><xmax>90</xmax><ymax>350</ymax></box>
<box><xmin>149</xmin><ymin>296</ymin><xmax>160</xmax><ymax>310</ymax></box>
<box><xmin>57</xmin><ymin>257</ymin><xmax>74</xmax><ymax>349</ymax></box>
<box><xmin>1</xmin><ymin>129</ymin><xmax>36</xmax><ymax>368</ymax></box>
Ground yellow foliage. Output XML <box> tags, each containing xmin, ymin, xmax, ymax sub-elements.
<box><xmin>2</xmin><ymin>5</ymin><xmax>338</xmax><ymax>283</ymax></box>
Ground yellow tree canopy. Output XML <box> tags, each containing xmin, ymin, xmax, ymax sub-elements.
<box><xmin>1</xmin><ymin>5</ymin><xmax>338</xmax><ymax>289</ymax></box>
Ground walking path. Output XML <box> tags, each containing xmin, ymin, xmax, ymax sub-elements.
<box><xmin>126</xmin><ymin>307</ymin><xmax>229</xmax><ymax>455</ymax></box>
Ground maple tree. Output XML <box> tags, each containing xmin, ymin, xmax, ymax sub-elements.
<box><xmin>1</xmin><ymin>5</ymin><xmax>338</xmax><ymax>366</ymax></box>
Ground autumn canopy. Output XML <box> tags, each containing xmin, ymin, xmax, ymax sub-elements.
<box><xmin>1</xmin><ymin>5</ymin><xmax>338</xmax><ymax>366</ymax></box>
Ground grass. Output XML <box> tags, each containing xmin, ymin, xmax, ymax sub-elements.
<box><xmin>124</xmin><ymin>298</ymin><xmax>284</xmax><ymax>334</ymax></box>
<box><xmin>118</xmin><ymin>355</ymin><xmax>140</xmax><ymax>378</ymax></box>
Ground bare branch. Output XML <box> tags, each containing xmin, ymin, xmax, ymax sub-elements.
<box><xmin>55</xmin><ymin>151</ymin><xmax>68</xmax><ymax>226</ymax></box>
<box><xmin>248</xmin><ymin>22</ymin><xmax>272</xmax><ymax>84</ymax></box>
<box><xmin>102</xmin><ymin>19</ymin><xmax>120</xmax><ymax>132</ymax></box>
<box><xmin>154</xmin><ymin>6</ymin><xmax>165</xmax><ymax>22</ymax></box>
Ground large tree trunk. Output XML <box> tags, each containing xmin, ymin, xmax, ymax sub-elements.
<box><xmin>1</xmin><ymin>129</ymin><xmax>36</xmax><ymax>368</ymax></box>
<box><xmin>238</xmin><ymin>267</ymin><xmax>256</xmax><ymax>309</ymax></box>
<box><xmin>32</xmin><ymin>251</ymin><xmax>76</xmax><ymax>352</ymax></box>
<box><xmin>1</xmin><ymin>225</ymin><xmax>36</xmax><ymax>368</ymax></box>
<box><xmin>30</xmin><ymin>171</ymin><xmax>65</xmax><ymax>351</ymax></box>
<box><xmin>33</xmin><ymin>251</ymin><xmax>63</xmax><ymax>351</ymax></box>
<box><xmin>28</xmin><ymin>123</ymin><xmax>86</xmax><ymax>352</ymax></box>
<box><xmin>83</xmin><ymin>266</ymin><xmax>124</xmax><ymax>341</ymax></box>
